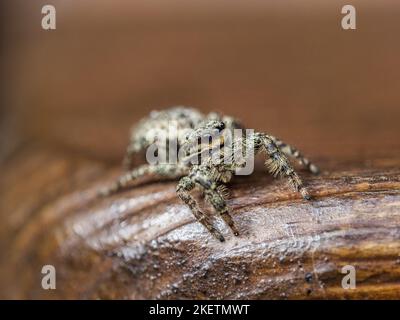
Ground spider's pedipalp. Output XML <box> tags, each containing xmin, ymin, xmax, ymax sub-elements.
<box><xmin>177</xmin><ymin>176</ymin><xmax>225</xmax><ymax>242</ymax></box>
<box><xmin>190</xmin><ymin>166</ymin><xmax>239</xmax><ymax>237</ymax></box>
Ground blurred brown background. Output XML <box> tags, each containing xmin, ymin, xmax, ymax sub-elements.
<box><xmin>1</xmin><ymin>0</ymin><xmax>399</xmax><ymax>165</ymax></box>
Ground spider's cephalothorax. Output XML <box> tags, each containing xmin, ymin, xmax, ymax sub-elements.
<box><xmin>101</xmin><ymin>106</ymin><xmax>319</xmax><ymax>242</ymax></box>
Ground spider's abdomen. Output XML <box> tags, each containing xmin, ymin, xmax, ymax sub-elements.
<box><xmin>129</xmin><ymin>106</ymin><xmax>206</xmax><ymax>153</ymax></box>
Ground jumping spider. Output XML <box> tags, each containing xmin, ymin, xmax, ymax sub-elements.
<box><xmin>101</xmin><ymin>106</ymin><xmax>319</xmax><ymax>242</ymax></box>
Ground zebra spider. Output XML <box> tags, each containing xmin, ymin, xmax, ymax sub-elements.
<box><xmin>101</xmin><ymin>106</ymin><xmax>319</xmax><ymax>241</ymax></box>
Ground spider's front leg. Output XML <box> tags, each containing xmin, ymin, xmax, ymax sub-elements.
<box><xmin>189</xmin><ymin>166</ymin><xmax>239</xmax><ymax>237</ymax></box>
<box><xmin>177</xmin><ymin>176</ymin><xmax>225</xmax><ymax>242</ymax></box>
<box><xmin>100</xmin><ymin>163</ymin><xmax>188</xmax><ymax>196</ymax></box>
<box><xmin>203</xmin><ymin>186</ymin><xmax>239</xmax><ymax>236</ymax></box>
<box><xmin>255</xmin><ymin>133</ymin><xmax>312</xmax><ymax>200</ymax></box>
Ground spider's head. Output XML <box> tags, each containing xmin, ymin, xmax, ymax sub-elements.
<box><xmin>206</xmin><ymin>112</ymin><xmax>242</xmax><ymax>130</ymax></box>
<box><xmin>182</xmin><ymin>120</ymin><xmax>226</xmax><ymax>159</ymax></box>
<box><xmin>202</xmin><ymin>119</ymin><xmax>225</xmax><ymax>132</ymax></box>
<box><xmin>184</xmin><ymin>120</ymin><xmax>225</xmax><ymax>142</ymax></box>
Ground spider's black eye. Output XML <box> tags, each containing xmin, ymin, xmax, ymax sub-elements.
<box><xmin>215</xmin><ymin>122</ymin><xmax>225</xmax><ymax>131</ymax></box>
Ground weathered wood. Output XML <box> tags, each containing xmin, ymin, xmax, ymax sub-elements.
<box><xmin>1</xmin><ymin>146</ymin><xmax>399</xmax><ymax>299</ymax></box>
<box><xmin>2</xmin><ymin>0</ymin><xmax>400</xmax><ymax>300</ymax></box>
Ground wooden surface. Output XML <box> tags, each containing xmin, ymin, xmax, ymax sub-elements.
<box><xmin>1</xmin><ymin>148</ymin><xmax>399</xmax><ymax>299</ymax></box>
<box><xmin>1</xmin><ymin>0</ymin><xmax>400</xmax><ymax>299</ymax></box>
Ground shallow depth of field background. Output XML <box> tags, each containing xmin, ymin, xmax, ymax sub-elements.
<box><xmin>1</xmin><ymin>0</ymin><xmax>400</xmax><ymax>164</ymax></box>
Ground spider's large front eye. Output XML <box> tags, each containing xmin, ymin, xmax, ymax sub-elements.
<box><xmin>215</xmin><ymin>122</ymin><xmax>225</xmax><ymax>131</ymax></box>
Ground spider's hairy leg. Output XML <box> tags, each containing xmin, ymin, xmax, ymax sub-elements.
<box><xmin>270</xmin><ymin>136</ymin><xmax>319</xmax><ymax>174</ymax></box>
<box><xmin>177</xmin><ymin>177</ymin><xmax>225</xmax><ymax>242</ymax></box>
<box><xmin>190</xmin><ymin>167</ymin><xmax>239</xmax><ymax>237</ymax></box>
<box><xmin>205</xmin><ymin>187</ymin><xmax>239</xmax><ymax>236</ymax></box>
<box><xmin>255</xmin><ymin>133</ymin><xmax>312</xmax><ymax>200</ymax></box>
<box><xmin>100</xmin><ymin>163</ymin><xmax>187</xmax><ymax>196</ymax></box>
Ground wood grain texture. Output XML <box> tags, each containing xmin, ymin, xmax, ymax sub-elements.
<box><xmin>1</xmin><ymin>145</ymin><xmax>399</xmax><ymax>299</ymax></box>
